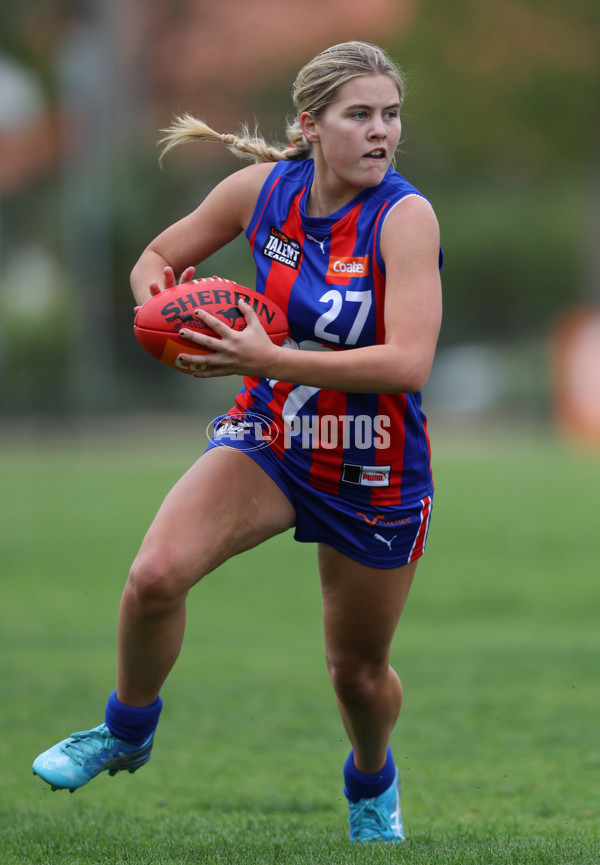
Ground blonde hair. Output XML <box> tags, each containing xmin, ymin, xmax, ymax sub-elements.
<box><xmin>159</xmin><ymin>41</ymin><xmax>405</xmax><ymax>165</ymax></box>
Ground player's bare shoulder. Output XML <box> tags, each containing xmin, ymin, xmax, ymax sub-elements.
<box><xmin>380</xmin><ymin>194</ymin><xmax>440</xmax><ymax>262</ymax></box>
<box><xmin>383</xmin><ymin>193</ymin><xmax>439</xmax><ymax>235</ymax></box>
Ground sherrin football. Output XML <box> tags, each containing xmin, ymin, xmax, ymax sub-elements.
<box><xmin>133</xmin><ymin>277</ymin><xmax>288</xmax><ymax>375</ymax></box>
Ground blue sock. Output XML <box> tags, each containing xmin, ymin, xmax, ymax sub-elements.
<box><xmin>104</xmin><ymin>689</ymin><xmax>162</xmax><ymax>745</ymax></box>
<box><xmin>343</xmin><ymin>747</ymin><xmax>396</xmax><ymax>803</ymax></box>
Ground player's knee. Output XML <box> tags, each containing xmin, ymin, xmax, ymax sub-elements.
<box><xmin>326</xmin><ymin>657</ymin><xmax>387</xmax><ymax>706</ymax></box>
<box><xmin>126</xmin><ymin>548</ymin><xmax>193</xmax><ymax>611</ymax></box>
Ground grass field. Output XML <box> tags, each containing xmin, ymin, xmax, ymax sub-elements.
<box><xmin>1</xmin><ymin>416</ymin><xmax>599</xmax><ymax>864</ymax></box>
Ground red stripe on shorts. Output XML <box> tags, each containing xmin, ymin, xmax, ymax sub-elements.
<box><xmin>408</xmin><ymin>495</ymin><xmax>432</xmax><ymax>562</ymax></box>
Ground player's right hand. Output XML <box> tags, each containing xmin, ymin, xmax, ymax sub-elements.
<box><xmin>135</xmin><ymin>265</ymin><xmax>196</xmax><ymax>313</ymax></box>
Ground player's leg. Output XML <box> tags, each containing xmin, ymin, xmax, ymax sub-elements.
<box><xmin>318</xmin><ymin>544</ymin><xmax>417</xmax><ymax>841</ymax></box>
<box><xmin>319</xmin><ymin>544</ymin><xmax>416</xmax><ymax>771</ymax></box>
<box><xmin>33</xmin><ymin>446</ymin><xmax>295</xmax><ymax>790</ymax></box>
<box><xmin>117</xmin><ymin>445</ymin><xmax>295</xmax><ymax>707</ymax></box>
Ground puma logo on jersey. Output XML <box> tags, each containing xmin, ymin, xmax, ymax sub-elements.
<box><xmin>374</xmin><ymin>533</ymin><xmax>397</xmax><ymax>550</ymax></box>
<box><xmin>343</xmin><ymin>464</ymin><xmax>391</xmax><ymax>486</ymax></box>
<box><xmin>306</xmin><ymin>233</ymin><xmax>328</xmax><ymax>254</ymax></box>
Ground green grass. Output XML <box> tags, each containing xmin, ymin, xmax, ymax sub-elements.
<box><xmin>1</xmin><ymin>418</ymin><xmax>599</xmax><ymax>863</ymax></box>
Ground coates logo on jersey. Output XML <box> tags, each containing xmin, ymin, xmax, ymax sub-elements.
<box><xmin>326</xmin><ymin>256</ymin><xmax>369</xmax><ymax>283</ymax></box>
<box><xmin>262</xmin><ymin>227</ymin><xmax>301</xmax><ymax>270</ymax></box>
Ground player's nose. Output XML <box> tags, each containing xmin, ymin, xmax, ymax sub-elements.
<box><xmin>368</xmin><ymin>116</ymin><xmax>387</xmax><ymax>138</ymax></box>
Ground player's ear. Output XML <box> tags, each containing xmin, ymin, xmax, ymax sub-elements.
<box><xmin>300</xmin><ymin>111</ymin><xmax>319</xmax><ymax>144</ymax></box>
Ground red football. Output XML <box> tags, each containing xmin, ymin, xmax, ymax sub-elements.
<box><xmin>133</xmin><ymin>276</ymin><xmax>288</xmax><ymax>375</ymax></box>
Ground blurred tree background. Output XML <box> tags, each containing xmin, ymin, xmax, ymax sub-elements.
<box><xmin>0</xmin><ymin>0</ymin><xmax>598</xmax><ymax>427</ymax></box>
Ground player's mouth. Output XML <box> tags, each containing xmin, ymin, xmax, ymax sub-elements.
<box><xmin>363</xmin><ymin>148</ymin><xmax>386</xmax><ymax>160</ymax></box>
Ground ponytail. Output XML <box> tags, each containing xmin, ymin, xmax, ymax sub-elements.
<box><xmin>158</xmin><ymin>114</ymin><xmax>311</xmax><ymax>165</ymax></box>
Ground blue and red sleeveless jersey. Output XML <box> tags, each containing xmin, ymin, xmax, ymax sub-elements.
<box><xmin>231</xmin><ymin>158</ymin><xmax>437</xmax><ymax>507</ymax></box>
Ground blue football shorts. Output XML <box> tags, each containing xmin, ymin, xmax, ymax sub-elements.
<box><xmin>205</xmin><ymin>419</ymin><xmax>433</xmax><ymax>570</ymax></box>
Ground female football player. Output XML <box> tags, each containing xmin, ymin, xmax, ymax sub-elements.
<box><xmin>33</xmin><ymin>40</ymin><xmax>442</xmax><ymax>843</ymax></box>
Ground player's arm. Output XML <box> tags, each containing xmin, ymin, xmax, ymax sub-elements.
<box><xmin>230</xmin><ymin>195</ymin><xmax>442</xmax><ymax>393</ymax></box>
<box><xmin>377</xmin><ymin>194</ymin><xmax>443</xmax><ymax>391</ymax></box>
<box><xmin>130</xmin><ymin>162</ymin><xmax>274</xmax><ymax>306</ymax></box>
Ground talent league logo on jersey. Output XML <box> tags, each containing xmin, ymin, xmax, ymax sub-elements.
<box><xmin>326</xmin><ymin>256</ymin><xmax>369</xmax><ymax>280</ymax></box>
<box><xmin>262</xmin><ymin>227</ymin><xmax>301</xmax><ymax>269</ymax></box>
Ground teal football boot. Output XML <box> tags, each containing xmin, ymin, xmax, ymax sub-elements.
<box><xmin>32</xmin><ymin>723</ymin><xmax>154</xmax><ymax>791</ymax></box>
<box><xmin>348</xmin><ymin>769</ymin><xmax>405</xmax><ymax>843</ymax></box>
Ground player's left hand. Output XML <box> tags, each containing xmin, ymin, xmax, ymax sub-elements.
<box><xmin>177</xmin><ymin>299</ymin><xmax>278</xmax><ymax>378</ymax></box>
